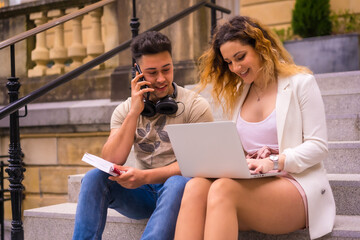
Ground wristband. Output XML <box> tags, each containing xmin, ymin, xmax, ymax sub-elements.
<box><xmin>269</xmin><ymin>154</ymin><xmax>279</xmax><ymax>170</ymax></box>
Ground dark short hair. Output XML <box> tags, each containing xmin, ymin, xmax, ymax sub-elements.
<box><xmin>131</xmin><ymin>31</ymin><xmax>172</xmax><ymax>61</ymax></box>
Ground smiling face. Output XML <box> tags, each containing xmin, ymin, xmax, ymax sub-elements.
<box><xmin>137</xmin><ymin>51</ymin><xmax>174</xmax><ymax>102</ymax></box>
<box><xmin>220</xmin><ymin>40</ymin><xmax>263</xmax><ymax>85</ymax></box>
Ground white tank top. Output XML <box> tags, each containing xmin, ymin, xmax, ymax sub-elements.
<box><xmin>236</xmin><ymin>109</ymin><xmax>279</xmax><ymax>154</ymax></box>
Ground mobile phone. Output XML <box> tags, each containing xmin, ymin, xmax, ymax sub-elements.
<box><xmin>135</xmin><ymin>64</ymin><xmax>147</xmax><ymax>89</ymax></box>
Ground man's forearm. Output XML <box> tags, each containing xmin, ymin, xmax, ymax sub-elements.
<box><xmin>142</xmin><ymin>161</ymin><xmax>182</xmax><ymax>184</ymax></box>
<box><xmin>102</xmin><ymin>112</ymin><xmax>139</xmax><ymax>165</ymax></box>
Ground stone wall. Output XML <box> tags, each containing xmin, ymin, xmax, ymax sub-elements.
<box><xmin>1</xmin><ymin>132</ymin><xmax>106</xmax><ymax>219</ymax></box>
<box><xmin>0</xmin><ymin>99</ymin><xmax>120</xmax><ymax>220</ymax></box>
<box><xmin>240</xmin><ymin>0</ymin><xmax>360</xmax><ymax>31</ymax></box>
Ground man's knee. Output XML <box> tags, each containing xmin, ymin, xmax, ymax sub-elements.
<box><xmin>80</xmin><ymin>169</ymin><xmax>113</xmax><ymax>193</ymax></box>
<box><xmin>164</xmin><ymin>175</ymin><xmax>190</xmax><ymax>191</ymax></box>
<box><xmin>158</xmin><ymin>176</ymin><xmax>190</xmax><ymax>201</ymax></box>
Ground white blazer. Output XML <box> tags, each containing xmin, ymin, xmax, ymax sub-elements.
<box><xmin>231</xmin><ymin>73</ymin><xmax>336</xmax><ymax>239</ymax></box>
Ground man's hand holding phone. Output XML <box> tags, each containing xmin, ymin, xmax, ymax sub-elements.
<box><xmin>130</xmin><ymin>64</ymin><xmax>153</xmax><ymax>116</ymax></box>
<box><xmin>135</xmin><ymin>64</ymin><xmax>148</xmax><ymax>90</ymax></box>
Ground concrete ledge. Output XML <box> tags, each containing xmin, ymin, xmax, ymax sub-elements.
<box><xmin>327</xmin><ymin>141</ymin><xmax>360</xmax><ymax>174</ymax></box>
<box><xmin>0</xmin><ymin>99</ymin><xmax>122</xmax><ymax>128</ymax></box>
<box><xmin>24</xmin><ymin>203</ymin><xmax>147</xmax><ymax>224</ymax></box>
<box><xmin>328</xmin><ymin>174</ymin><xmax>360</xmax><ymax>216</ymax></box>
<box><xmin>326</xmin><ymin>115</ymin><xmax>360</xmax><ymax>141</ymax></box>
<box><xmin>238</xmin><ymin>215</ymin><xmax>360</xmax><ymax>239</ymax></box>
<box><xmin>331</xmin><ymin>215</ymin><xmax>360</xmax><ymax>238</ymax></box>
<box><xmin>284</xmin><ymin>34</ymin><xmax>360</xmax><ymax>74</ymax></box>
<box><xmin>24</xmin><ymin>203</ymin><xmax>147</xmax><ymax>240</ymax></box>
<box><xmin>328</xmin><ymin>174</ymin><xmax>360</xmax><ymax>183</ymax></box>
<box><xmin>23</xmin><ymin>203</ymin><xmax>360</xmax><ymax>240</ymax></box>
<box><xmin>68</xmin><ymin>174</ymin><xmax>84</xmax><ymax>203</ymax></box>
<box><xmin>68</xmin><ymin>173</ymin><xmax>360</xmax><ymax>215</ymax></box>
<box><xmin>315</xmin><ymin>70</ymin><xmax>360</xmax><ymax>92</ymax></box>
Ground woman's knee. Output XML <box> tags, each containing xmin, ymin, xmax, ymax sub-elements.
<box><xmin>181</xmin><ymin>178</ymin><xmax>212</xmax><ymax>202</ymax></box>
<box><xmin>207</xmin><ymin>178</ymin><xmax>241</xmax><ymax>207</ymax></box>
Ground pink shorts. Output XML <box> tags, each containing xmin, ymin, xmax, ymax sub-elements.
<box><xmin>280</xmin><ymin>172</ymin><xmax>309</xmax><ymax>227</ymax></box>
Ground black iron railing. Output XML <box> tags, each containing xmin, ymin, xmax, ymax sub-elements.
<box><xmin>0</xmin><ymin>158</ymin><xmax>10</xmax><ymax>240</ymax></box>
<box><xmin>0</xmin><ymin>1</ymin><xmax>230</xmax><ymax>239</ymax></box>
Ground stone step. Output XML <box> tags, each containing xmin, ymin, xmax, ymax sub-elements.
<box><xmin>67</xmin><ymin>174</ymin><xmax>84</xmax><ymax>203</ymax></box>
<box><xmin>238</xmin><ymin>215</ymin><xmax>360</xmax><ymax>239</ymax></box>
<box><xmin>3</xmin><ymin>220</ymin><xmax>11</xmax><ymax>240</ymax></box>
<box><xmin>326</xmin><ymin>141</ymin><xmax>360</xmax><ymax>174</ymax></box>
<box><xmin>315</xmin><ymin>71</ymin><xmax>360</xmax><ymax>117</ymax></box>
<box><xmin>67</xmin><ymin>173</ymin><xmax>360</xmax><ymax>216</ymax></box>
<box><xmin>328</xmin><ymin>174</ymin><xmax>360</xmax><ymax>215</ymax></box>
<box><xmin>23</xmin><ymin>203</ymin><xmax>146</xmax><ymax>240</ymax></box>
<box><xmin>23</xmin><ymin>203</ymin><xmax>360</xmax><ymax>240</ymax></box>
<box><xmin>315</xmin><ymin>71</ymin><xmax>360</xmax><ymax>93</ymax></box>
<box><xmin>321</xmin><ymin>90</ymin><xmax>360</xmax><ymax>116</ymax></box>
<box><xmin>326</xmin><ymin>114</ymin><xmax>359</xmax><ymax>141</ymax></box>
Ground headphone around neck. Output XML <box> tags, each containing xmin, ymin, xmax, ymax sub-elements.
<box><xmin>141</xmin><ymin>82</ymin><xmax>178</xmax><ymax>117</ymax></box>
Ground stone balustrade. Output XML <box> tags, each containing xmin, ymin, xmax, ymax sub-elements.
<box><xmin>28</xmin><ymin>4</ymin><xmax>116</xmax><ymax>77</ymax></box>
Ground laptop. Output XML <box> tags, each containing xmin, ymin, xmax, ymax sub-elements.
<box><xmin>165</xmin><ymin>121</ymin><xmax>281</xmax><ymax>179</ymax></box>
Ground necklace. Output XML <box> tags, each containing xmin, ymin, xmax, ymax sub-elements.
<box><xmin>252</xmin><ymin>83</ymin><xmax>262</xmax><ymax>101</ymax></box>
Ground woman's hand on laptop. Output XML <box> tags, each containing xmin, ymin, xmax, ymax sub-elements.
<box><xmin>247</xmin><ymin>158</ymin><xmax>273</xmax><ymax>174</ymax></box>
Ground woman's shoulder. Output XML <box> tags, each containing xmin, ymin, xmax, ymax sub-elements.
<box><xmin>280</xmin><ymin>73</ymin><xmax>322</xmax><ymax>100</ymax></box>
<box><xmin>284</xmin><ymin>72</ymin><xmax>314</xmax><ymax>81</ymax></box>
<box><xmin>280</xmin><ymin>73</ymin><xmax>317</xmax><ymax>87</ymax></box>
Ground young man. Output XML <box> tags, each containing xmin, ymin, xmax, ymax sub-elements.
<box><xmin>72</xmin><ymin>31</ymin><xmax>213</xmax><ymax>240</ymax></box>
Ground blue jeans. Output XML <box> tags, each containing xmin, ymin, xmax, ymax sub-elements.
<box><xmin>72</xmin><ymin>169</ymin><xmax>190</xmax><ymax>240</ymax></box>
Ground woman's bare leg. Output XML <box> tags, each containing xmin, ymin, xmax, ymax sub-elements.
<box><xmin>175</xmin><ymin>177</ymin><xmax>213</xmax><ymax>240</ymax></box>
<box><xmin>204</xmin><ymin>177</ymin><xmax>306</xmax><ymax>240</ymax></box>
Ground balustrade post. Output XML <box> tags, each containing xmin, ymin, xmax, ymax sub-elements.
<box><xmin>130</xmin><ymin>0</ymin><xmax>139</xmax><ymax>39</ymax></box>
<box><xmin>47</xmin><ymin>9</ymin><xmax>68</xmax><ymax>75</ymax></box>
<box><xmin>211</xmin><ymin>0</ymin><xmax>217</xmax><ymax>35</ymax></box>
<box><xmin>6</xmin><ymin>45</ymin><xmax>25</xmax><ymax>240</ymax></box>
<box><xmin>28</xmin><ymin>12</ymin><xmax>49</xmax><ymax>78</ymax></box>
<box><xmin>66</xmin><ymin>7</ymin><xmax>87</xmax><ymax>71</ymax></box>
<box><xmin>103</xmin><ymin>3</ymin><xmax>119</xmax><ymax>68</ymax></box>
<box><xmin>130</xmin><ymin>0</ymin><xmax>139</xmax><ymax>77</ymax></box>
<box><xmin>86</xmin><ymin>8</ymin><xmax>105</xmax><ymax>69</ymax></box>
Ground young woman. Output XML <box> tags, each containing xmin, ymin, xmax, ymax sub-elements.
<box><xmin>174</xmin><ymin>16</ymin><xmax>335</xmax><ymax>240</ymax></box>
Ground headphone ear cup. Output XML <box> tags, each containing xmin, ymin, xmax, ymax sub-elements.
<box><xmin>155</xmin><ymin>97</ymin><xmax>178</xmax><ymax>115</ymax></box>
<box><xmin>141</xmin><ymin>100</ymin><xmax>157</xmax><ymax>117</ymax></box>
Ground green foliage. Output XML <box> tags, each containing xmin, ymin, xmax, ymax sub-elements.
<box><xmin>292</xmin><ymin>0</ymin><xmax>332</xmax><ymax>38</ymax></box>
<box><xmin>272</xmin><ymin>27</ymin><xmax>293</xmax><ymax>42</ymax></box>
<box><xmin>330</xmin><ymin>10</ymin><xmax>360</xmax><ymax>34</ymax></box>
<box><xmin>273</xmin><ymin>5</ymin><xmax>359</xmax><ymax>42</ymax></box>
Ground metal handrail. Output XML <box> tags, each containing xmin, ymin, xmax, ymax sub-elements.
<box><xmin>0</xmin><ymin>0</ymin><xmax>230</xmax><ymax>120</ymax></box>
<box><xmin>0</xmin><ymin>160</ymin><xmax>10</xmax><ymax>240</ymax></box>
<box><xmin>0</xmin><ymin>0</ymin><xmax>115</xmax><ymax>50</ymax></box>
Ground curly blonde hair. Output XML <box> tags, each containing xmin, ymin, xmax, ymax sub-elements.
<box><xmin>198</xmin><ymin>16</ymin><xmax>311</xmax><ymax>117</ymax></box>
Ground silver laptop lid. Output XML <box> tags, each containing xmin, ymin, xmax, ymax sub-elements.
<box><xmin>166</xmin><ymin>121</ymin><xmax>254</xmax><ymax>178</ymax></box>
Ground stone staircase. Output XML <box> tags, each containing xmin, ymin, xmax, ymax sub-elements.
<box><xmin>23</xmin><ymin>71</ymin><xmax>360</xmax><ymax>239</ymax></box>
